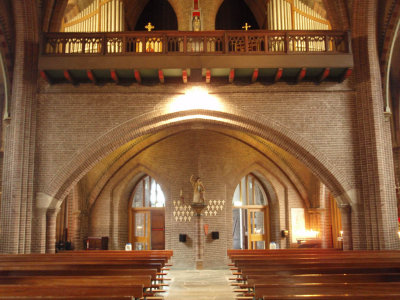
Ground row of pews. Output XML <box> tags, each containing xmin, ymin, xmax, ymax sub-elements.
<box><xmin>0</xmin><ymin>249</ymin><xmax>173</xmax><ymax>299</ymax></box>
<box><xmin>228</xmin><ymin>248</ymin><xmax>400</xmax><ymax>299</ymax></box>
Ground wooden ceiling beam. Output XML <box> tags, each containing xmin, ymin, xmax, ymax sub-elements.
<box><xmin>205</xmin><ymin>69</ymin><xmax>211</xmax><ymax>84</ymax></box>
<box><xmin>87</xmin><ymin>69</ymin><xmax>97</xmax><ymax>84</ymax></box>
<box><xmin>251</xmin><ymin>68</ymin><xmax>259</xmax><ymax>83</ymax></box>
<box><xmin>39</xmin><ymin>70</ymin><xmax>52</xmax><ymax>84</ymax></box>
<box><xmin>63</xmin><ymin>70</ymin><xmax>76</xmax><ymax>84</ymax></box>
<box><xmin>134</xmin><ymin>69</ymin><xmax>141</xmax><ymax>84</ymax></box>
<box><xmin>228</xmin><ymin>69</ymin><xmax>235</xmax><ymax>83</ymax></box>
<box><xmin>296</xmin><ymin>67</ymin><xmax>307</xmax><ymax>83</ymax></box>
<box><xmin>110</xmin><ymin>69</ymin><xmax>119</xmax><ymax>84</ymax></box>
<box><xmin>158</xmin><ymin>69</ymin><xmax>164</xmax><ymax>83</ymax></box>
<box><xmin>339</xmin><ymin>67</ymin><xmax>353</xmax><ymax>83</ymax></box>
<box><xmin>318</xmin><ymin>68</ymin><xmax>330</xmax><ymax>83</ymax></box>
<box><xmin>182</xmin><ymin>69</ymin><xmax>188</xmax><ymax>84</ymax></box>
<box><xmin>274</xmin><ymin>68</ymin><xmax>283</xmax><ymax>83</ymax></box>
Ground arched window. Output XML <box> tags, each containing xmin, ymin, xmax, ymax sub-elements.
<box><xmin>129</xmin><ymin>175</ymin><xmax>165</xmax><ymax>250</ymax></box>
<box><xmin>134</xmin><ymin>0</ymin><xmax>178</xmax><ymax>31</ymax></box>
<box><xmin>132</xmin><ymin>175</ymin><xmax>165</xmax><ymax>208</ymax></box>
<box><xmin>216</xmin><ymin>0</ymin><xmax>259</xmax><ymax>30</ymax></box>
<box><xmin>233</xmin><ymin>174</ymin><xmax>267</xmax><ymax>207</ymax></box>
<box><xmin>232</xmin><ymin>174</ymin><xmax>270</xmax><ymax>249</ymax></box>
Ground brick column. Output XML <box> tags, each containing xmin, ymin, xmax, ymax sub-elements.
<box><xmin>320</xmin><ymin>188</ymin><xmax>333</xmax><ymax>249</ymax></box>
<box><xmin>32</xmin><ymin>207</ymin><xmax>48</xmax><ymax>253</ymax></box>
<box><xmin>46</xmin><ymin>207</ymin><xmax>60</xmax><ymax>253</ymax></box>
<box><xmin>31</xmin><ymin>193</ymin><xmax>54</xmax><ymax>253</ymax></box>
<box><xmin>0</xmin><ymin>2</ymin><xmax>38</xmax><ymax>254</ymax></box>
<box><xmin>195</xmin><ymin>215</ymin><xmax>204</xmax><ymax>269</ymax></box>
<box><xmin>339</xmin><ymin>204</ymin><xmax>353</xmax><ymax>250</ymax></box>
<box><xmin>79</xmin><ymin>209</ymin><xmax>90</xmax><ymax>250</ymax></box>
<box><xmin>71</xmin><ymin>211</ymin><xmax>83</xmax><ymax>250</ymax></box>
<box><xmin>352</xmin><ymin>0</ymin><xmax>400</xmax><ymax>249</ymax></box>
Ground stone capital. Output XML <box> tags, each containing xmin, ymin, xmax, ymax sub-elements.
<box><xmin>336</xmin><ymin>188</ymin><xmax>358</xmax><ymax>207</ymax></box>
<box><xmin>36</xmin><ymin>192</ymin><xmax>54</xmax><ymax>209</ymax></box>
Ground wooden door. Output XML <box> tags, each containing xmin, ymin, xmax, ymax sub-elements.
<box><xmin>247</xmin><ymin>208</ymin><xmax>268</xmax><ymax>249</ymax></box>
<box><xmin>151</xmin><ymin>210</ymin><xmax>165</xmax><ymax>250</ymax></box>
<box><xmin>132</xmin><ymin>210</ymin><xmax>151</xmax><ymax>250</ymax></box>
<box><xmin>130</xmin><ymin>208</ymin><xmax>165</xmax><ymax>250</ymax></box>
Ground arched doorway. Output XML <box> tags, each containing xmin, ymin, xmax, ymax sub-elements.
<box><xmin>232</xmin><ymin>173</ymin><xmax>270</xmax><ymax>249</ymax></box>
<box><xmin>129</xmin><ymin>175</ymin><xmax>166</xmax><ymax>250</ymax></box>
<box><xmin>215</xmin><ymin>0</ymin><xmax>259</xmax><ymax>30</ymax></box>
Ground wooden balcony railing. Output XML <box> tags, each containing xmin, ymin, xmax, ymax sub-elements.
<box><xmin>43</xmin><ymin>30</ymin><xmax>350</xmax><ymax>56</ymax></box>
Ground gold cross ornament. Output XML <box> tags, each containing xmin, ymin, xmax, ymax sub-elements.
<box><xmin>145</xmin><ymin>22</ymin><xmax>155</xmax><ymax>32</ymax></box>
<box><xmin>242</xmin><ymin>23</ymin><xmax>251</xmax><ymax>31</ymax></box>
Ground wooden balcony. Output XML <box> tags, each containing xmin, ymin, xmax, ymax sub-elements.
<box><xmin>39</xmin><ymin>30</ymin><xmax>353</xmax><ymax>84</ymax></box>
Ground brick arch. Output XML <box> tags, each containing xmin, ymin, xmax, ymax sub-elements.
<box><xmin>380</xmin><ymin>1</ymin><xmax>400</xmax><ymax>114</ymax></box>
<box><xmin>0</xmin><ymin>0</ymin><xmax>14</xmax><ymax>117</ymax></box>
<box><xmin>322</xmin><ymin>0</ymin><xmax>349</xmax><ymax>30</ymax></box>
<box><xmin>44</xmin><ymin>108</ymin><xmax>353</xmax><ymax>209</ymax></box>
<box><xmin>85</xmin><ymin>125</ymin><xmax>310</xmax><ymax>214</ymax></box>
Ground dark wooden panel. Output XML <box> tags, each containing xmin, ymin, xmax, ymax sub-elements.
<box><xmin>151</xmin><ymin>210</ymin><xmax>165</xmax><ymax>250</ymax></box>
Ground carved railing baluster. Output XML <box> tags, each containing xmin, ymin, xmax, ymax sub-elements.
<box><xmin>43</xmin><ymin>31</ymin><xmax>350</xmax><ymax>56</ymax></box>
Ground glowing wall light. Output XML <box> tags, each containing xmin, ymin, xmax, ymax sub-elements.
<box><xmin>168</xmin><ymin>87</ymin><xmax>223</xmax><ymax>113</ymax></box>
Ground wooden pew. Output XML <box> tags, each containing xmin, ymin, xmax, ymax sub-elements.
<box><xmin>0</xmin><ymin>283</ymin><xmax>144</xmax><ymax>299</ymax></box>
<box><xmin>0</xmin><ymin>268</ymin><xmax>158</xmax><ymax>280</ymax></box>
<box><xmin>229</xmin><ymin>249</ymin><xmax>400</xmax><ymax>300</ymax></box>
<box><xmin>0</xmin><ymin>275</ymin><xmax>152</xmax><ymax>287</ymax></box>
<box><xmin>0</xmin><ymin>250</ymin><xmax>172</xmax><ymax>299</ymax></box>
<box><xmin>227</xmin><ymin>248</ymin><xmax>340</xmax><ymax>258</ymax></box>
<box><xmin>244</xmin><ymin>273</ymin><xmax>400</xmax><ymax>284</ymax></box>
<box><xmin>238</xmin><ymin>265</ymin><xmax>400</xmax><ymax>276</ymax></box>
<box><xmin>255</xmin><ymin>282</ymin><xmax>400</xmax><ymax>299</ymax></box>
<box><xmin>262</xmin><ymin>295</ymin><xmax>400</xmax><ymax>300</ymax></box>
<box><xmin>0</xmin><ymin>276</ymin><xmax>147</xmax><ymax>299</ymax></box>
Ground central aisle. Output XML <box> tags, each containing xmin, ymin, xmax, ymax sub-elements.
<box><xmin>165</xmin><ymin>269</ymin><xmax>236</xmax><ymax>300</ymax></box>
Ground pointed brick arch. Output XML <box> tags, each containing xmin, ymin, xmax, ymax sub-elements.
<box><xmin>43</xmin><ymin>107</ymin><xmax>353</xmax><ymax>211</ymax></box>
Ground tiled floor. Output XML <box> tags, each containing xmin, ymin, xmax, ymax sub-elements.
<box><xmin>164</xmin><ymin>269</ymin><xmax>236</xmax><ymax>300</ymax></box>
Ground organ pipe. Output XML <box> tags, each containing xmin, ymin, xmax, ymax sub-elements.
<box><xmin>266</xmin><ymin>0</ymin><xmax>329</xmax><ymax>31</ymax></box>
<box><xmin>63</xmin><ymin>0</ymin><xmax>125</xmax><ymax>33</ymax></box>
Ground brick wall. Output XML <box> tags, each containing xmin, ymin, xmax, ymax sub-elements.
<box><xmin>36</xmin><ymin>81</ymin><xmax>357</xmax><ymax>202</ymax></box>
<box><xmin>34</xmin><ymin>80</ymin><xmax>358</xmax><ymax>264</ymax></box>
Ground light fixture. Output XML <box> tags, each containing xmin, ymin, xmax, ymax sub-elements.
<box><xmin>295</xmin><ymin>229</ymin><xmax>319</xmax><ymax>239</ymax></box>
<box><xmin>168</xmin><ymin>87</ymin><xmax>223</xmax><ymax>113</ymax></box>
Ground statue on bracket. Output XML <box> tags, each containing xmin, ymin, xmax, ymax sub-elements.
<box><xmin>192</xmin><ymin>15</ymin><xmax>201</xmax><ymax>31</ymax></box>
<box><xmin>190</xmin><ymin>175</ymin><xmax>205</xmax><ymax>204</ymax></box>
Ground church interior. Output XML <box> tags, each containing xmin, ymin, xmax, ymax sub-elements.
<box><xmin>0</xmin><ymin>0</ymin><xmax>400</xmax><ymax>298</ymax></box>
